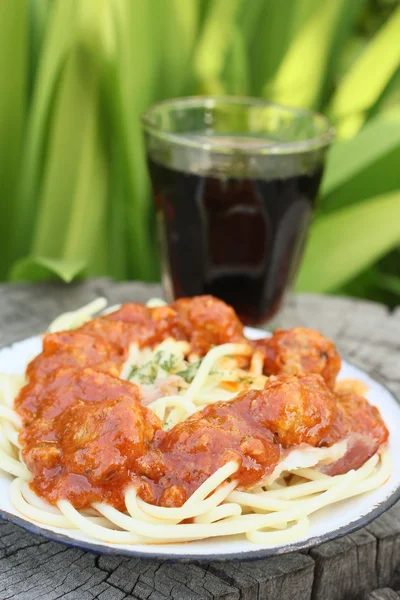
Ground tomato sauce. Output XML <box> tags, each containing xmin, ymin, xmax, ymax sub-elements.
<box><xmin>15</xmin><ymin>296</ymin><xmax>389</xmax><ymax>510</ymax></box>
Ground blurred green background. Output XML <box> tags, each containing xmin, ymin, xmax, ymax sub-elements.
<box><xmin>1</xmin><ymin>0</ymin><xmax>399</xmax><ymax>305</ymax></box>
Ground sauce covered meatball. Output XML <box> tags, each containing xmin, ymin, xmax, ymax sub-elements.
<box><xmin>255</xmin><ymin>373</ymin><xmax>336</xmax><ymax>447</ymax></box>
<box><xmin>172</xmin><ymin>295</ymin><xmax>245</xmax><ymax>355</ymax></box>
<box><xmin>22</xmin><ymin>386</ymin><xmax>161</xmax><ymax>510</ymax></box>
<box><xmin>27</xmin><ymin>331</ymin><xmax>125</xmax><ymax>380</ymax></box>
<box><xmin>319</xmin><ymin>389</ymin><xmax>389</xmax><ymax>476</ymax></box>
<box><xmin>16</xmin><ymin>367</ymin><xmax>143</xmax><ymax>422</ymax></box>
<box><xmin>254</xmin><ymin>327</ymin><xmax>341</xmax><ymax>388</ymax></box>
<box><xmin>138</xmin><ymin>374</ymin><xmax>335</xmax><ymax>504</ymax></box>
<box><xmin>328</xmin><ymin>391</ymin><xmax>388</xmax><ymax>447</ymax></box>
<box><xmin>156</xmin><ymin>392</ymin><xmax>281</xmax><ymax>496</ymax></box>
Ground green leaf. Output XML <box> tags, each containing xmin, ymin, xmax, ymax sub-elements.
<box><xmin>194</xmin><ymin>0</ymin><xmax>242</xmax><ymax>93</ymax></box>
<box><xmin>113</xmin><ymin>0</ymin><xmax>157</xmax><ymax>114</ymax></box>
<box><xmin>28</xmin><ymin>0</ymin><xmax>51</xmax><ymax>99</ymax></box>
<box><xmin>333</xmin><ymin>266</ymin><xmax>396</xmax><ymax>307</ymax></box>
<box><xmin>111</xmin><ymin>0</ymin><xmax>159</xmax><ymax>280</ymax></box>
<box><xmin>290</xmin><ymin>0</ymin><xmax>324</xmax><ymax>34</ymax></box>
<box><xmin>238</xmin><ymin>0</ymin><xmax>265</xmax><ymax>46</ymax></box>
<box><xmin>248</xmin><ymin>0</ymin><xmax>296</xmax><ymax>96</ymax></box>
<box><xmin>158</xmin><ymin>0</ymin><xmax>200</xmax><ymax>97</ymax></box>
<box><xmin>263</xmin><ymin>0</ymin><xmax>345</xmax><ymax>109</ymax></box>
<box><xmin>320</xmin><ymin>0</ymin><xmax>366</xmax><ymax>105</ymax></box>
<box><xmin>329</xmin><ymin>4</ymin><xmax>400</xmax><ymax>121</ymax></box>
<box><xmin>296</xmin><ymin>190</ymin><xmax>400</xmax><ymax>293</ymax></box>
<box><xmin>320</xmin><ymin>144</ymin><xmax>400</xmax><ymax>214</ymax></box>
<box><xmin>60</xmin><ymin>84</ymin><xmax>108</xmax><ymax>276</ymax></box>
<box><xmin>249</xmin><ymin>0</ymin><xmax>323</xmax><ymax>96</ymax></box>
<box><xmin>105</xmin><ymin>133</ymin><xmax>129</xmax><ymax>281</ymax></box>
<box><xmin>9</xmin><ymin>257</ymin><xmax>86</xmax><ymax>283</ymax></box>
<box><xmin>31</xmin><ymin>45</ymin><xmax>106</xmax><ymax>259</ymax></box>
<box><xmin>336</xmin><ymin>259</ymin><xmax>400</xmax><ymax>307</ymax></box>
<box><xmin>30</xmin><ymin>2</ymin><xmax>112</xmax><ymax>277</ymax></box>
<box><xmin>13</xmin><ymin>0</ymin><xmax>81</xmax><ymax>260</ymax></box>
<box><xmin>372</xmin><ymin>68</ymin><xmax>400</xmax><ymax>121</ymax></box>
<box><xmin>375</xmin><ymin>272</ymin><xmax>400</xmax><ymax>297</ymax></box>
<box><xmin>321</xmin><ymin>116</ymin><xmax>400</xmax><ymax>196</ymax></box>
<box><xmin>0</xmin><ymin>0</ymin><xmax>28</xmax><ymax>277</ymax></box>
<box><xmin>222</xmin><ymin>25</ymin><xmax>248</xmax><ymax>95</ymax></box>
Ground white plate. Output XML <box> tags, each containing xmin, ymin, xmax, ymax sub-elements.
<box><xmin>0</xmin><ymin>328</ymin><xmax>399</xmax><ymax>561</ymax></box>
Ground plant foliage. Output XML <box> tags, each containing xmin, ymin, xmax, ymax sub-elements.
<box><xmin>0</xmin><ymin>0</ymin><xmax>399</xmax><ymax>305</ymax></box>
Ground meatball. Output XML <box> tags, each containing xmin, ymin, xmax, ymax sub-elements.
<box><xmin>105</xmin><ymin>302</ymin><xmax>153</xmax><ymax>323</ymax></box>
<box><xmin>145</xmin><ymin>373</ymin><xmax>334</xmax><ymax>502</ymax></box>
<box><xmin>172</xmin><ymin>295</ymin><xmax>245</xmax><ymax>355</ymax></box>
<box><xmin>16</xmin><ymin>367</ymin><xmax>144</xmax><ymax>422</ymax></box>
<box><xmin>81</xmin><ymin>318</ymin><xmax>138</xmax><ymax>350</ymax></box>
<box><xmin>320</xmin><ymin>391</ymin><xmax>389</xmax><ymax>475</ymax></box>
<box><xmin>155</xmin><ymin>398</ymin><xmax>280</xmax><ymax>496</ymax></box>
<box><xmin>82</xmin><ymin>296</ymin><xmax>244</xmax><ymax>355</ymax></box>
<box><xmin>324</xmin><ymin>391</ymin><xmax>389</xmax><ymax>447</ymax></box>
<box><xmin>150</xmin><ymin>305</ymin><xmax>187</xmax><ymax>341</ymax></box>
<box><xmin>21</xmin><ymin>418</ymin><xmax>61</xmax><ymax>476</ymax></box>
<box><xmin>254</xmin><ymin>327</ymin><xmax>341</xmax><ymax>388</ymax></box>
<box><xmin>82</xmin><ymin>307</ymin><xmax>159</xmax><ymax>349</ymax></box>
<box><xmin>18</xmin><ymin>363</ymin><xmax>163</xmax><ymax>509</ymax></box>
<box><xmin>24</xmin><ymin>393</ymin><xmax>162</xmax><ymax>509</ymax></box>
<box><xmin>26</xmin><ymin>331</ymin><xmax>125</xmax><ymax>380</ymax></box>
<box><xmin>82</xmin><ymin>302</ymin><xmax>184</xmax><ymax>351</ymax></box>
<box><xmin>102</xmin><ymin>303</ymin><xmax>187</xmax><ymax>347</ymax></box>
<box><xmin>19</xmin><ymin>373</ymin><xmax>152</xmax><ymax>479</ymax></box>
<box><xmin>58</xmin><ymin>396</ymin><xmax>160</xmax><ymax>483</ymax></box>
<box><xmin>256</xmin><ymin>373</ymin><xmax>336</xmax><ymax>448</ymax></box>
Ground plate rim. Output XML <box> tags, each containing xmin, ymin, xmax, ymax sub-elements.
<box><xmin>1</xmin><ymin>332</ymin><xmax>399</xmax><ymax>562</ymax></box>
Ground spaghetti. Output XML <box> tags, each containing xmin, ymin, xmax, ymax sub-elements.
<box><xmin>0</xmin><ymin>296</ymin><xmax>391</xmax><ymax>547</ymax></box>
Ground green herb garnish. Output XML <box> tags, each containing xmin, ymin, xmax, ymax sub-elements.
<box><xmin>159</xmin><ymin>354</ymin><xmax>179</xmax><ymax>374</ymax></box>
<box><xmin>237</xmin><ymin>375</ymin><xmax>254</xmax><ymax>383</ymax></box>
<box><xmin>128</xmin><ymin>358</ymin><xmax>159</xmax><ymax>384</ymax></box>
<box><xmin>128</xmin><ymin>364</ymin><xmax>139</xmax><ymax>379</ymax></box>
<box><xmin>176</xmin><ymin>359</ymin><xmax>202</xmax><ymax>383</ymax></box>
<box><xmin>128</xmin><ymin>351</ymin><xmax>182</xmax><ymax>384</ymax></box>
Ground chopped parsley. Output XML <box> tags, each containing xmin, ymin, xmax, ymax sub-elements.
<box><xmin>128</xmin><ymin>349</ymin><xmax>225</xmax><ymax>387</ymax></box>
<box><xmin>237</xmin><ymin>375</ymin><xmax>254</xmax><ymax>383</ymax></box>
<box><xmin>209</xmin><ymin>368</ymin><xmax>221</xmax><ymax>376</ymax></box>
<box><xmin>159</xmin><ymin>354</ymin><xmax>180</xmax><ymax>374</ymax></box>
<box><xmin>128</xmin><ymin>351</ymin><xmax>183</xmax><ymax>384</ymax></box>
<box><xmin>128</xmin><ymin>364</ymin><xmax>139</xmax><ymax>379</ymax></box>
<box><xmin>176</xmin><ymin>359</ymin><xmax>202</xmax><ymax>383</ymax></box>
<box><xmin>132</xmin><ymin>361</ymin><xmax>159</xmax><ymax>384</ymax></box>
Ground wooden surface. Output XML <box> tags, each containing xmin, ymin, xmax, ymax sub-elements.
<box><xmin>0</xmin><ymin>278</ymin><xmax>399</xmax><ymax>600</ymax></box>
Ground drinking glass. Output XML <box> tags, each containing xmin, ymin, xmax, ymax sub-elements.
<box><xmin>142</xmin><ymin>96</ymin><xmax>333</xmax><ymax>325</ymax></box>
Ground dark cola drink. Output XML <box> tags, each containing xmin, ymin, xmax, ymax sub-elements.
<box><xmin>148</xmin><ymin>158</ymin><xmax>322</xmax><ymax>325</ymax></box>
<box><xmin>142</xmin><ymin>98</ymin><xmax>332</xmax><ymax>324</ymax></box>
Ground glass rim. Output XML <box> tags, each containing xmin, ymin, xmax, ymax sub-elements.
<box><xmin>141</xmin><ymin>95</ymin><xmax>335</xmax><ymax>155</ymax></box>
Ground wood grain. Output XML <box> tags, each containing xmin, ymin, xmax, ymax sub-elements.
<box><xmin>364</xmin><ymin>589</ymin><xmax>400</xmax><ymax>600</ymax></box>
<box><xmin>0</xmin><ymin>279</ymin><xmax>399</xmax><ymax>600</ymax></box>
